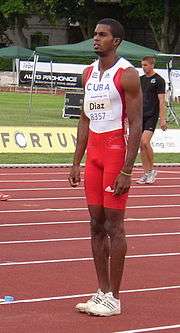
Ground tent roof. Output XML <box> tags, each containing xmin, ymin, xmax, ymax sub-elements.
<box><xmin>36</xmin><ymin>38</ymin><xmax>163</xmax><ymax>61</ymax></box>
<box><xmin>0</xmin><ymin>46</ymin><xmax>34</xmax><ymax>59</ymax></box>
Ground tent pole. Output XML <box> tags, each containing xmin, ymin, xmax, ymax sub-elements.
<box><xmin>12</xmin><ymin>58</ymin><xmax>16</xmax><ymax>86</ymax></box>
<box><xmin>15</xmin><ymin>58</ymin><xmax>20</xmax><ymax>87</ymax></box>
<box><xmin>166</xmin><ymin>58</ymin><xmax>179</xmax><ymax>126</ymax></box>
<box><xmin>50</xmin><ymin>60</ymin><xmax>53</xmax><ymax>94</ymax></box>
<box><xmin>28</xmin><ymin>52</ymin><xmax>39</xmax><ymax>113</ymax></box>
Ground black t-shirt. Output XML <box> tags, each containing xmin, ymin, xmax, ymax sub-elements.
<box><xmin>140</xmin><ymin>73</ymin><xmax>165</xmax><ymax>118</ymax></box>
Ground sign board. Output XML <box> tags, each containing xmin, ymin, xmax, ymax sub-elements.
<box><xmin>0</xmin><ymin>127</ymin><xmax>77</xmax><ymax>153</ymax></box>
<box><xmin>0</xmin><ymin>127</ymin><xmax>179</xmax><ymax>153</ymax></box>
<box><xmin>63</xmin><ymin>90</ymin><xmax>84</xmax><ymax>118</ymax></box>
<box><xmin>19</xmin><ymin>61</ymin><xmax>180</xmax><ymax>97</ymax></box>
<box><xmin>151</xmin><ymin>129</ymin><xmax>180</xmax><ymax>153</ymax></box>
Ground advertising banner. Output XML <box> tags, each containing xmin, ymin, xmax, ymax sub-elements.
<box><xmin>19</xmin><ymin>71</ymin><xmax>82</xmax><ymax>88</ymax></box>
<box><xmin>0</xmin><ymin>127</ymin><xmax>77</xmax><ymax>153</ymax></box>
<box><xmin>151</xmin><ymin>129</ymin><xmax>180</xmax><ymax>153</ymax></box>
<box><xmin>0</xmin><ymin>127</ymin><xmax>179</xmax><ymax>153</ymax></box>
<box><xmin>19</xmin><ymin>61</ymin><xmax>180</xmax><ymax>97</ymax></box>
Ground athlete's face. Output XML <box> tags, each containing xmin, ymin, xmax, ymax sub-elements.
<box><xmin>93</xmin><ymin>24</ymin><xmax>119</xmax><ymax>56</ymax></box>
<box><xmin>141</xmin><ymin>60</ymin><xmax>154</xmax><ymax>75</ymax></box>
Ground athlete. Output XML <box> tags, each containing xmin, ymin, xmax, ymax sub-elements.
<box><xmin>68</xmin><ymin>18</ymin><xmax>142</xmax><ymax>316</ymax></box>
<box><xmin>137</xmin><ymin>56</ymin><xmax>167</xmax><ymax>184</ymax></box>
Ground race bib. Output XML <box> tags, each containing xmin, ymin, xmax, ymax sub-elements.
<box><xmin>84</xmin><ymin>95</ymin><xmax>114</xmax><ymax>121</ymax></box>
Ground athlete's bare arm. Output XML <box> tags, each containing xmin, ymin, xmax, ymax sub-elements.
<box><xmin>158</xmin><ymin>93</ymin><xmax>167</xmax><ymax>131</ymax></box>
<box><xmin>113</xmin><ymin>67</ymin><xmax>142</xmax><ymax>195</ymax></box>
<box><xmin>68</xmin><ymin>68</ymin><xmax>90</xmax><ymax>187</ymax></box>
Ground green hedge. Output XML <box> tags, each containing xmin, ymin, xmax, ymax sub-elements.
<box><xmin>0</xmin><ymin>58</ymin><xmax>12</xmax><ymax>71</ymax></box>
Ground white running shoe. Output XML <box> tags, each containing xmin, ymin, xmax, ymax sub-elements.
<box><xmin>145</xmin><ymin>170</ymin><xmax>157</xmax><ymax>184</ymax></box>
<box><xmin>136</xmin><ymin>173</ymin><xmax>148</xmax><ymax>184</ymax></box>
<box><xmin>75</xmin><ymin>289</ymin><xmax>104</xmax><ymax>313</ymax></box>
<box><xmin>88</xmin><ymin>292</ymin><xmax>121</xmax><ymax>316</ymax></box>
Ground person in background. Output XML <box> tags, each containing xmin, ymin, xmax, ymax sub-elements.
<box><xmin>137</xmin><ymin>56</ymin><xmax>167</xmax><ymax>184</ymax></box>
<box><xmin>68</xmin><ymin>18</ymin><xmax>142</xmax><ymax>316</ymax></box>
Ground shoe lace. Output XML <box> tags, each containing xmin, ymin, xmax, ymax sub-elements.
<box><xmin>140</xmin><ymin>174</ymin><xmax>148</xmax><ymax>181</ymax></box>
<box><xmin>100</xmin><ymin>295</ymin><xmax>116</xmax><ymax>310</ymax></box>
<box><xmin>91</xmin><ymin>291</ymin><xmax>103</xmax><ymax>304</ymax></box>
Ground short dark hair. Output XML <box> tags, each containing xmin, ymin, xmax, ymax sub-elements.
<box><xmin>142</xmin><ymin>56</ymin><xmax>156</xmax><ymax>65</ymax></box>
<box><xmin>97</xmin><ymin>18</ymin><xmax>124</xmax><ymax>42</ymax></box>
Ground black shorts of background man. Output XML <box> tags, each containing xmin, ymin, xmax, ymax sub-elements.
<box><xmin>137</xmin><ymin>56</ymin><xmax>167</xmax><ymax>184</ymax></box>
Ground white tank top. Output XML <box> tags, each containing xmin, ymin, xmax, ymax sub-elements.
<box><xmin>84</xmin><ymin>57</ymin><xmax>133</xmax><ymax>133</ymax></box>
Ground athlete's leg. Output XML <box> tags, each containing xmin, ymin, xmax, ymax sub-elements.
<box><xmin>104</xmin><ymin>207</ymin><xmax>126</xmax><ymax>299</ymax></box>
<box><xmin>88</xmin><ymin>205</ymin><xmax>110</xmax><ymax>293</ymax></box>
<box><xmin>84</xmin><ymin>133</ymin><xmax>110</xmax><ymax>293</ymax></box>
<box><xmin>140</xmin><ymin>130</ymin><xmax>154</xmax><ymax>172</ymax></box>
<box><xmin>102</xmin><ymin>130</ymin><xmax>128</xmax><ymax>299</ymax></box>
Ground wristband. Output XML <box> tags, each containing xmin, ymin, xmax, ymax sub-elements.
<box><xmin>121</xmin><ymin>170</ymin><xmax>132</xmax><ymax>177</ymax></box>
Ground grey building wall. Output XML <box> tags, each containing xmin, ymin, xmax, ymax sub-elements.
<box><xmin>5</xmin><ymin>16</ymin><xmax>68</xmax><ymax>48</ymax></box>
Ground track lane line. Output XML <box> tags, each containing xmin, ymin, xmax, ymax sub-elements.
<box><xmin>0</xmin><ymin>232</ymin><xmax>180</xmax><ymax>244</ymax></box>
<box><xmin>1</xmin><ymin>185</ymin><xmax>180</xmax><ymax>192</ymax></box>
<box><xmin>0</xmin><ymin>177</ymin><xmax>180</xmax><ymax>183</ymax></box>
<box><xmin>0</xmin><ymin>204</ymin><xmax>180</xmax><ymax>213</ymax></box>
<box><xmin>0</xmin><ymin>169</ymin><xmax>180</xmax><ymax>176</ymax></box>
<box><xmin>113</xmin><ymin>323</ymin><xmax>180</xmax><ymax>333</ymax></box>
<box><xmin>0</xmin><ymin>216</ymin><xmax>179</xmax><ymax>228</ymax></box>
<box><xmin>1</xmin><ymin>252</ymin><xmax>180</xmax><ymax>266</ymax></box>
<box><xmin>8</xmin><ymin>193</ymin><xmax>180</xmax><ymax>202</ymax></box>
<box><xmin>0</xmin><ymin>285</ymin><xmax>180</xmax><ymax>305</ymax></box>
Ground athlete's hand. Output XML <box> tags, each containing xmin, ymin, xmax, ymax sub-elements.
<box><xmin>113</xmin><ymin>173</ymin><xmax>131</xmax><ymax>196</ymax></box>
<box><xmin>160</xmin><ymin>119</ymin><xmax>168</xmax><ymax>131</ymax></box>
<box><xmin>68</xmin><ymin>165</ymin><xmax>81</xmax><ymax>187</ymax></box>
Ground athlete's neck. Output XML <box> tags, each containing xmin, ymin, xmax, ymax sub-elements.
<box><xmin>145</xmin><ymin>70</ymin><xmax>156</xmax><ymax>77</ymax></box>
<box><xmin>98</xmin><ymin>54</ymin><xmax>119</xmax><ymax>72</ymax></box>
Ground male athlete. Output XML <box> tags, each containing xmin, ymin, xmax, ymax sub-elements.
<box><xmin>68</xmin><ymin>18</ymin><xmax>142</xmax><ymax>316</ymax></box>
<box><xmin>137</xmin><ymin>56</ymin><xmax>167</xmax><ymax>184</ymax></box>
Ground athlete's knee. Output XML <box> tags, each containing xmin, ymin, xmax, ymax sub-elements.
<box><xmin>90</xmin><ymin>218</ymin><xmax>107</xmax><ymax>237</ymax></box>
<box><xmin>105</xmin><ymin>219</ymin><xmax>126</xmax><ymax>240</ymax></box>
<box><xmin>140</xmin><ymin>138</ymin><xmax>150</xmax><ymax>151</ymax></box>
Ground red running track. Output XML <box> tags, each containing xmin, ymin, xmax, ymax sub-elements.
<box><xmin>0</xmin><ymin>166</ymin><xmax>180</xmax><ymax>333</ymax></box>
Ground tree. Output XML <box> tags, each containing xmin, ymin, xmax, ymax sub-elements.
<box><xmin>0</xmin><ymin>10</ymin><xmax>12</xmax><ymax>44</ymax></box>
<box><xmin>120</xmin><ymin>0</ymin><xmax>180</xmax><ymax>53</ymax></box>
<box><xmin>0</xmin><ymin>0</ymin><xmax>34</xmax><ymax>47</ymax></box>
<box><xmin>36</xmin><ymin>0</ymin><xmax>121</xmax><ymax>40</ymax></box>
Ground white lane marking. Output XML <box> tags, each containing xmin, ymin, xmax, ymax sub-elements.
<box><xmin>1</xmin><ymin>285</ymin><xmax>180</xmax><ymax>305</ymax></box>
<box><xmin>0</xmin><ymin>252</ymin><xmax>180</xmax><ymax>266</ymax></box>
<box><xmin>0</xmin><ymin>216</ymin><xmax>180</xmax><ymax>227</ymax></box>
<box><xmin>8</xmin><ymin>193</ymin><xmax>180</xmax><ymax>201</ymax></box>
<box><xmin>0</xmin><ymin>178</ymin><xmax>180</xmax><ymax>183</ymax></box>
<box><xmin>0</xmin><ymin>187</ymin><xmax>84</xmax><ymax>191</ymax></box>
<box><xmin>0</xmin><ymin>167</ymin><xmax>180</xmax><ymax>176</ymax></box>
<box><xmin>0</xmin><ymin>232</ymin><xmax>180</xmax><ymax>244</ymax></box>
<box><xmin>0</xmin><ymin>179</ymin><xmax>69</xmax><ymax>183</ymax></box>
<box><xmin>114</xmin><ymin>323</ymin><xmax>180</xmax><ymax>333</ymax></box>
<box><xmin>11</xmin><ymin>196</ymin><xmax>85</xmax><ymax>201</ymax></box>
<box><xmin>0</xmin><ymin>220</ymin><xmax>90</xmax><ymax>227</ymax></box>
<box><xmin>0</xmin><ymin>204</ymin><xmax>180</xmax><ymax>213</ymax></box>
<box><xmin>1</xmin><ymin>185</ymin><xmax>180</xmax><ymax>192</ymax></box>
<box><xmin>134</xmin><ymin>177</ymin><xmax>180</xmax><ymax>180</ymax></box>
<box><xmin>132</xmin><ymin>185</ymin><xmax>180</xmax><ymax>188</ymax></box>
<box><xmin>0</xmin><ymin>168</ymin><xmax>180</xmax><ymax>176</ymax></box>
<box><xmin>0</xmin><ymin>172</ymin><xmax>70</xmax><ymax>176</ymax></box>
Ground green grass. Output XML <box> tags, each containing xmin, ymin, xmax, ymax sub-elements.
<box><xmin>0</xmin><ymin>91</ymin><xmax>179</xmax><ymax>164</ymax></box>
<box><xmin>0</xmin><ymin>92</ymin><xmax>78</xmax><ymax>127</ymax></box>
<box><xmin>0</xmin><ymin>153</ymin><xmax>179</xmax><ymax>165</ymax></box>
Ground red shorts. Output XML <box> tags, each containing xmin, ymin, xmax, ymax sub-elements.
<box><xmin>84</xmin><ymin>129</ymin><xmax>129</xmax><ymax>210</ymax></box>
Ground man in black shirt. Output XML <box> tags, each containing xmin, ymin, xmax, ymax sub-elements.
<box><xmin>137</xmin><ymin>56</ymin><xmax>167</xmax><ymax>184</ymax></box>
